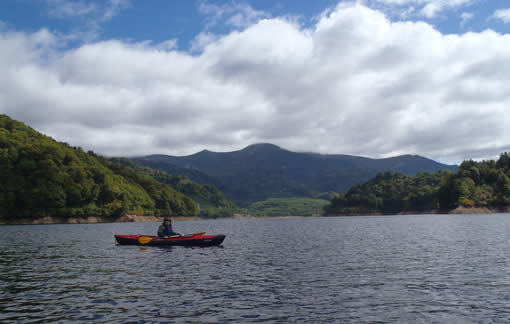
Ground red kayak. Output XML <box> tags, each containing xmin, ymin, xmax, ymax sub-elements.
<box><xmin>115</xmin><ymin>233</ymin><xmax>225</xmax><ymax>247</ymax></box>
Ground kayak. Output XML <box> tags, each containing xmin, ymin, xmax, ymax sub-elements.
<box><xmin>114</xmin><ymin>233</ymin><xmax>225</xmax><ymax>247</ymax></box>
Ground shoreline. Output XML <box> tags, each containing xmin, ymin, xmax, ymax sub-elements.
<box><xmin>2</xmin><ymin>207</ymin><xmax>510</xmax><ymax>225</ymax></box>
<box><xmin>326</xmin><ymin>206</ymin><xmax>510</xmax><ymax>217</ymax></box>
<box><xmin>0</xmin><ymin>214</ymin><xmax>201</xmax><ymax>225</ymax></box>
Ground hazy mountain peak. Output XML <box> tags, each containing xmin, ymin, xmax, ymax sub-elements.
<box><xmin>242</xmin><ymin>143</ymin><xmax>283</xmax><ymax>152</ymax></box>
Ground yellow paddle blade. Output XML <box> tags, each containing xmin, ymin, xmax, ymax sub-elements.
<box><xmin>138</xmin><ymin>236</ymin><xmax>153</xmax><ymax>245</ymax></box>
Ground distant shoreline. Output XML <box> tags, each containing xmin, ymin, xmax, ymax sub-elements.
<box><xmin>326</xmin><ymin>206</ymin><xmax>510</xmax><ymax>217</ymax></box>
<box><xmin>0</xmin><ymin>215</ymin><xmax>200</xmax><ymax>225</ymax></box>
<box><xmin>2</xmin><ymin>207</ymin><xmax>509</xmax><ymax>225</ymax></box>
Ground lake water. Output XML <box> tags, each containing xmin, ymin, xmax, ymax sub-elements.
<box><xmin>1</xmin><ymin>214</ymin><xmax>510</xmax><ymax>323</ymax></box>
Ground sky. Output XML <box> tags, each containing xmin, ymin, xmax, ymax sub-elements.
<box><xmin>1</xmin><ymin>0</ymin><xmax>510</xmax><ymax>164</ymax></box>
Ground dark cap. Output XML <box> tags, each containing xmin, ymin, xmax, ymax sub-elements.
<box><xmin>163</xmin><ymin>217</ymin><xmax>171</xmax><ymax>222</ymax></box>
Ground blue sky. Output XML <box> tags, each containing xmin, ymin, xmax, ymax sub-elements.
<box><xmin>0</xmin><ymin>1</ymin><xmax>340</xmax><ymax>48</ymax></box>
<box><xmin>2</xmin><ymin>1</ymin><xmax>510</xmax><ymax>49</ymax></box>
<box><xmin>1</xmin><ymin>0</ymin><xmax>510</xmax><ymax>163</ymax></box>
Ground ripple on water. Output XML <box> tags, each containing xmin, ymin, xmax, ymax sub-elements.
<box><xmin>1</xmin><ymin>215</ymin><xmax>510</xmax><ymax>323</ymax></box>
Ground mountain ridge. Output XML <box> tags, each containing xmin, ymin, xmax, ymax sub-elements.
<box><xmin>134</xmin><ymin>143</ymin><xmax>458</xmax><ymax>206</ymax></box>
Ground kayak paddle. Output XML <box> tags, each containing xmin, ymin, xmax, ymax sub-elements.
<box><xmin>138</xmin><ymin>236</ymin><xmax>153</xmax><ymax>245</ymax></box>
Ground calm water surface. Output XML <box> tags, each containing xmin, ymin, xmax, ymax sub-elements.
<box><xmin>1</xmin><ymin>214</ymin><xmax>510</xmax><ymax>323</ymax></box>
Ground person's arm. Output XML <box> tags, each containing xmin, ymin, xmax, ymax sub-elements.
<box><xmin>169</xmin><ymin>227</ymin><xmax>180</xmax><ymax>236</ymax></box>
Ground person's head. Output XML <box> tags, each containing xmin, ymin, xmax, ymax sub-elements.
<box><xmin>163</xmin><ymin>217</ymin><xmax>171</xmax><ymax>225</ymax></box>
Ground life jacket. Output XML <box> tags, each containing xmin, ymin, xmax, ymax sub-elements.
<box><xmin>164</xmin><ymin>225</ymin><xmax>173</xmax><ymax>236</ymax></box>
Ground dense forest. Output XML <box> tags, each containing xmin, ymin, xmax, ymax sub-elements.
<box><xmin>324</xmin><ymin>154</ymin><xmax>510</xmax><ymax>215</ymax></box>
<box><xmin>0</xmin><ymin>115</ymin><xmax>199</xmax><ymax>220</ymax></box>
<box><xmin>110</xmin><ymin>158</ymin><xmax>237</xmax><ymax>218</ymax></box>
<box><xmin>248</xmin><ymin>197</ymin><xmax>329</xmax><ymax>217</ymax></box>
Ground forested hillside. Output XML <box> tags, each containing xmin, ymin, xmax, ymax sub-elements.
<box><xmin>135</xmin><ymin>143</ymin><xmax>458</xmax><ymax>206</ymax></box>
<box><xmin>0</xmin><ymin>115</ymin><xmax>199</xmax><ymax>220</ymax></box>
<box><xmin>324</xmin><ymin>154</ymin><xmax>510</xmax><ymax>215</ymax></box>
<box><xmin>110</xmin><ymin>158</ymin><xmax>236</xmax><ymax>211</ymax></box>
<box><xmin>323</xmin><ymin>172</ymin><xmax>448</xmax><ymax>215</ymax></box>
<box><xmin>248</xmin><ymin>197</ymin><xmax>329</xmax><ymax>217</ymax></box>
<box><xmin>438</xmin><ymin>156</ymin><xmax>510</xmax><ymax>208</ymax></box>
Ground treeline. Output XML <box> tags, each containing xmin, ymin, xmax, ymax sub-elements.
<box><xmin>111</xmin><ymin>158</ymin><xmax>237</xmax><ymax>218</ymax></box>
<box><xmin>324</xmin><ymin>153</ymin><xmax>510</xmax><ymax>215</ymax></box>
<box><xmin>0</xmin><ymin>115</ymin><xmax>198</xmax><ymax>220</ymax></box>
<box><xmin>248</xmin><ymin>197</ymin><xmax>329</xmax><ymax>217</ymax></box>
<box><xmin>323</xmin><ymin>171</ymin><xmax>447</xmax><ymax>215</ymax></box>
<box><xmin>439</xmin><ymin>156</ymin><xmax>510</xmax><ymax>208</ymax></box>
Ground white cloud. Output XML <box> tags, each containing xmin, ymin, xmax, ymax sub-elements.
<box><xmin>45</xmin><ymin>0</ymin><xmax>97</xmax><ymax>18</ymax></box>
<box><xmin>45</xmin><ymin>0</ymin><xmax>130</xmax><ymax>21</ymax></box>
<box><xmin>156</xmin><ymin>39</ymin><xmax>178</xmax><ymax>51</ymax></box>
<box><xmin>460</xmin><ymin>12</ymin><xmax>474</xmax><ymax>28</ymax></box>
<box><xmin>190</xmin><ymin>32</ymin><xmax>218</xmax><ymax>53</ymax></box>
<box><xmin>102</xmin><ymin>0</ymin><xmax>131</xmax><ymax>22</ymax></box>
<box><xmin>43</xmin><ymin>0</ymin><xmax>131</xmax><ymax>43</ymax></box>
<box><xmin>373</xmin><ymin>0</ymin><xmax>473</xmax><ymax>18</ymax></box>
<box><xmin>199</xmin><ymin>1</ymin><xmax>269</xmax><ymax>29</ymax></box>
<box><xmin>1</xmin><ymin>2</ymin><xmax>510</xmax><ymax>163</ymax></box>
<box><xmin>492</xmin><ymin>8</ymin><xmax>510</xmax><ymax>24</ymax></box>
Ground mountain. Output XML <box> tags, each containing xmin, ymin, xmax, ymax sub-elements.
<box><xmin>134</xmin><ymin>143</ymin><xmax>458</xmax><ymax>206</ymax></box>
<box><xmin>0</xmin><ymin>114</ymin><xmax>199</xmax><ymax>221</ymax></box>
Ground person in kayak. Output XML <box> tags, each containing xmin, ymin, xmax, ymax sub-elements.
<box><xmin>158</xmin><ymin>217</ymin><xmax>181</xmax><ymax>238</ymax></box>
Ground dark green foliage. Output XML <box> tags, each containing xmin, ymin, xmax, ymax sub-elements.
<box><xmin>0</xmin><ymin>114</ymin><xmax>199</xmax><ymax>220</ymax></box>
<box><xmin>323</xmin><ymin>172</ymin><xmax>447</xmax><ymax>215</ymax></box>
<box><xmin>199</xmin><ymin>207</ymin><xmax>237</xmax><ymax>219</ymax></box>
<box><xmin>438</xmin><ymin>158</ymin><xmax>510</xmax><ymax>208</ymax></box>
<box><xmin>248</xmin><ymin>197</ymin><xmax>329</xmax><ymax>217</ymax></box>
<box><xmin>110</xmin><ymin>157</ymin><xmax>235</xmax><ymax>210</ymax></box>
<box><xmin>325</xmin><ymin>154</ymin><xmax>510</xmax><ymax>215</ymax></box>
<box><xmin>134</xmin><ymin>143</ymin><xmax>457</xmax><ymax>207</ymax></box>
<box><xmin>130</xmin><ymin>159</ymin><xmax>224</xmax><ymax>190</ymax></box>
